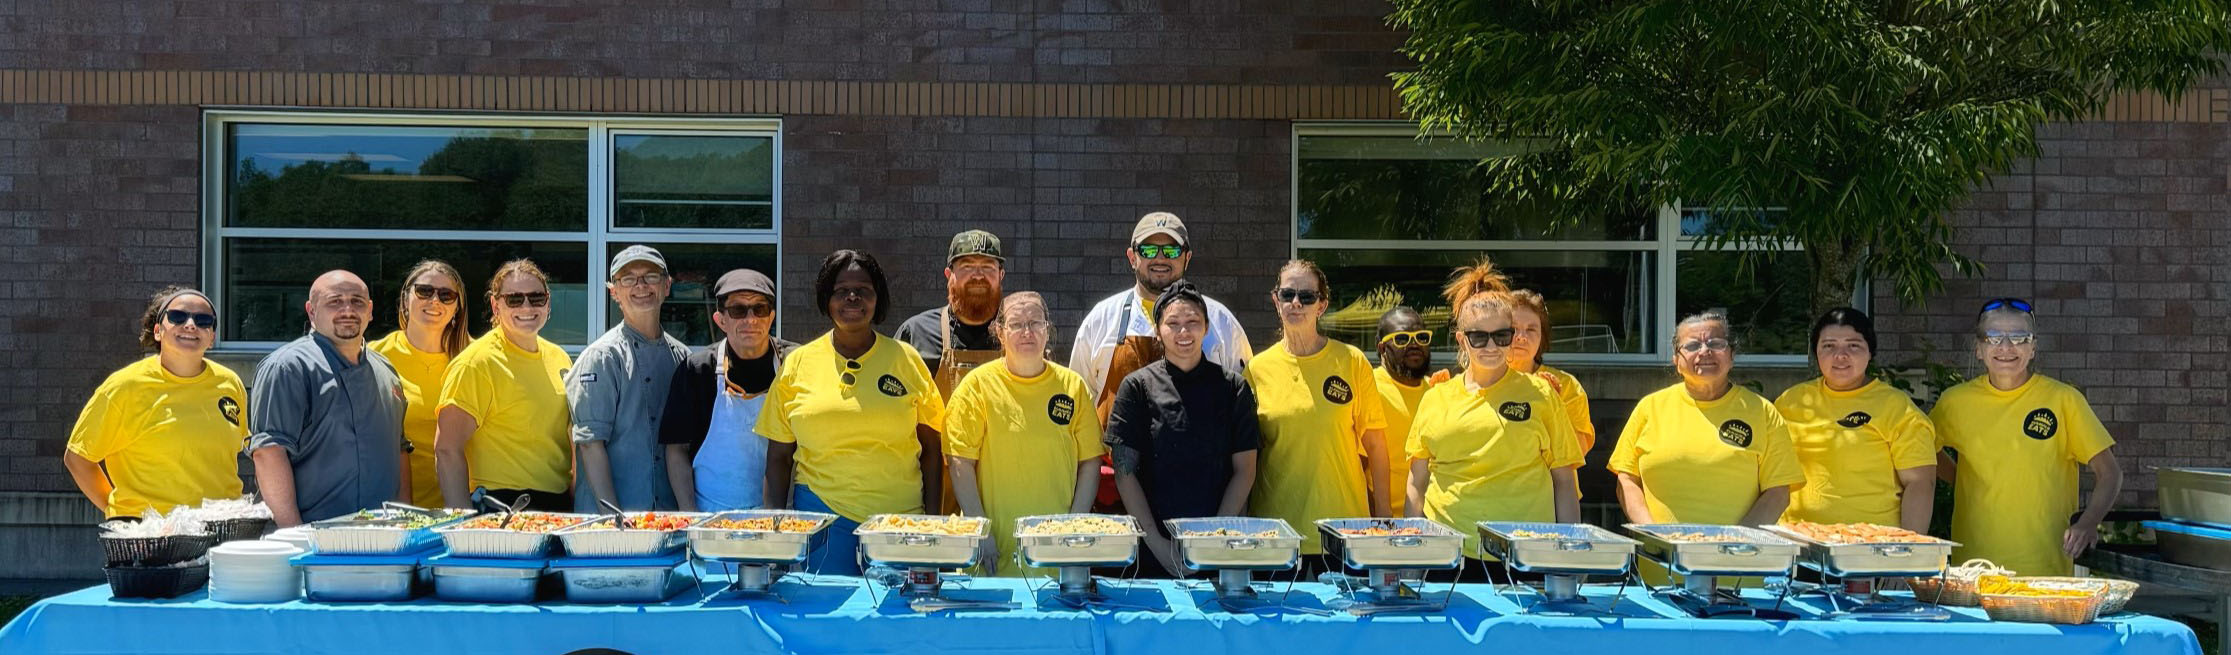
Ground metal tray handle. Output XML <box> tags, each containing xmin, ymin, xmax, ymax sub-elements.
<box><xmin>900</xmin><ymin>535</ymin><xmax>939</xmax><ymax>546</ymax></box>
<box><xmin>724</xmin><ymin>531</ymin><xmax>764</xmax><ymax>541</ymax></box>
<box><xmin>1874</xmin><ymin>545</ymin><xmax>1913</xmax><ymax>556</ymax></box>
<box><xmin>1719</xmin><ymin>544</ymin><xmax>1759</xmax><ymax>556</ymax></box>
<box><xmin>1225</xmin><ymin>538</ymin><xmax>1262</xmax><ymax>550</ymax></box>
<box><xmin>1389</xmin><ymin>536</ymin><xmax>1423</xmax><ymax>548</ymax></box>
<box><xmin>1556</xmin><ymin>539</ymin><xmax>1594</xmax><ymax>552</ymax></box>
<box><xmin>1062</xmin><ymin>536</ymin><xmax>1099</xmax><ymax>548</ymax></box>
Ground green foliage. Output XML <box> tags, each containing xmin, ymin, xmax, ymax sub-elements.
<box><xmin>1388</xmin><ymin>0</ymin><xmax>2231</xmax><ymax>312</ymax></box>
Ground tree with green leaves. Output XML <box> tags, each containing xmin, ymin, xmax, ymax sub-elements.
<box><xmin>1388</xmin><ymin>0</ymin><xmax>2231</xmax><ymax>314</ymax></box>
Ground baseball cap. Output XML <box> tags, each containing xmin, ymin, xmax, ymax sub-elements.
<box><xmin>711</xmin><ymin>269</ymin><xmax>776</xmax><ymax>302</ymax></box>
<box><xmin>948</xmin><ymin>230</ymin><xmax>1004</xmax><ymax>263</ymax></box>
<box><xmin>608</xmin><ymin>245</ymin><xmax>667</xmax><ymax>279</ymax></box>
<box><xmin>1131</xmin><ymin>212</ymin><xmax>1188</xmax><ymax>247</ymax></box>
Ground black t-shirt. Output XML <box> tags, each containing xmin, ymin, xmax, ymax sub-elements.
<box><xmin>658</xmin><ymin>340</ymin><xmax>787</xmax><ymax>454</ymax></box>
<box><xmin>1103</xmin><ymin>359</ymin><xmax>1262</xmax><ymax>534</ymax></box>
<box><xmin>892</xmin><ymin>306</ymin><xmax>999</xmax><ymax>375</ymax></box>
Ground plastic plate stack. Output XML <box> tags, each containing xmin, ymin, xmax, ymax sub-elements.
<box><xmin>208</xmin><ymin>540</ymin><xmax>305</xmax><ymax>603</ymax></box>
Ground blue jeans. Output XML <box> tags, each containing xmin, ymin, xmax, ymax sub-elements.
<box><xmin>794</xmin><ymin>484</ymin><xmax>863</xmax><ymax>576</ymax></box>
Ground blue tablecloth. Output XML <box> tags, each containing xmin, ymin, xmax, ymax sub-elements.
<box><xmin>2</xmin><ymin>571</ymin><xmax>2200</xmax><ymax>655</ymax></box>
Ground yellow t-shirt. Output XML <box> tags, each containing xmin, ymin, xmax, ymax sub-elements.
<box><xmin>1532</xmin><ymin>365</ymin><xmax>1596</xmax><ymax>455</ymax></box>
<box><xmin>1407</xmin><ymin>371</ymin><xmax>1585</xmax><ymax>554</ymax></box>
<box><xmin>756</xmin><ymin>333</ymin><xmax>947</xmax><ymax>523</ymax></box>
<box><xmin>1932</xmin><ymin>374</ymin><xmax>2115</xmax><ymax>576</ymax></box>
<box><xmin>438</xmin><ymin>330</ymin><xmax>574</xmax><ymax>494</ymax></box>
<box><xmin>1245</xmin><ymin>339</ymin><xmax>1387</xmax><ymax>554</ymax></box>
<box><xmin>1371</xmin><ymin>367</ymin><xmax>1429</xmax><ymax>516</ymax></box>
<box><xmin>1609</xmin><ymin>384</ymin><xmax>1806</xmax><ymax>525</ymax></box>
<box><xmin>66</xmin><ymin>357</ymin><xmax>249</xmax><ymax>519</ymax></box>
<box><xmin>369</xmin><ymin>331</ymin><xmax>452</xmax><ymax>508</ymax></box>
<box><xmin>1775</xmin><ymin>378</ymin><xmax>1938</xmax><ymax>526</ymax></box>
<box><xmin>944</xmin><ymin>358</ymin><xmax>1104</xmax><ymax>576</ymax></box>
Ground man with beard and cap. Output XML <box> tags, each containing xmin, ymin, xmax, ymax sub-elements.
<box><xmin>247</xmin><ymin>270</ymin><xmax>410</xmax><ymax>526</ymax></box>
<box><xmin>894</xmin><ymin>230</ymin><xmax>1006</xmax><ymax>512</ymax></box>
<box><xmin>1370</xmin><ymin>306</ymin><xmax>1449</xmax><ymax>517</ymax></box>
<box><xmin>570</xmin><ymin>245</ymin><xmax>691</xmax><ymax>512</ymax></box>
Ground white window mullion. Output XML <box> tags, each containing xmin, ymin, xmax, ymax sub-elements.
<box><xmin>586</xmin><ymin>122</ymin><xmax>613</xmax><ymax>338</ymax></box>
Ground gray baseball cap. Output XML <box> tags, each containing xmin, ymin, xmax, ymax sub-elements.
<box><xmin>712</xmin><ymin>268</ymin><xmax>776</xmax><ymax>301</ymax></box>
<box><xmin>1131</xmin><ymin>212</ymin><xmax>1188</xmax><ymax>247</ymax></box>
<box><xmin>608</xmin><ymin>244</ymin><xmax>667</xmax><ymax>279</ymax></box>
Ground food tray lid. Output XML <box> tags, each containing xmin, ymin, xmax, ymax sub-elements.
<box><xmin>1317</xmin><ymin>518</ymin><xmax>1463</xmax><ymax>539</ymax></box>
<box><xmin>424</xmin><ymin>553</ymin><xmax>548</xmax><ymax>569</ymax></box>
<box><xmin>1014</xmin><ymin>513</ymin><xmax>1142</xmax><ymax>537</ymax></box>
<box><xmin>1166</xmin><ymin>517</ymin><xmax>1300</xmax><ymax>539</ymax></box>
<box><xmin>1624</xmin><ymin>523</ymin><xmax>1798</xmax><ymax>545</ymax></box>
<box><xmin>1477</xmin><ymin>521</ymin><xmax>1636</xmax><ymax>544</ymax></box>
<box><xmin>2145</xmin><ymin>520</ymin><xmax>2231</xmax><ymax>540</ymax></box>
<box><xmin>854</xmin><ymin>514</ymin><xmax>990</xmax><ymax>537</ymax></box>
<box><xmin>548</xmin><ymin>551</ymin><xmax>688</xmax><ymax>569</ymax></box>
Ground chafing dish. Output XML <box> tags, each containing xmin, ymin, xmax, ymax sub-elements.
<box><xmin>1477</xmin><ymin>522</ymin><xmax>1638</xmax><ymax>576</ymax></box>
<box><xmin>1761</xmin><ymin>523</ymin><xmax>1957</xmax><ymax>577</ymax></box>
<box><xmin>553</xmin><ymin>512</ymin><xmax>706</xmax><ymax>558</ymax></box>
<box><xmin>1318</xmin><ymin>518</ymin><xmax>1466</xmax><ymax>569</ymax></box>
<box><xmin>307</xmin><ymin>508</ymin><xmax>474</xmax><ymax>556</ymax></box>
<box><xmin>1015</xmin><ymin>513</ymin><xmax>1142</xmax><ymax>567</ymax></box>
<box><xmin>854</xmin><ymin>514</ymin><xmax>990</xmax><ymax>567</ymax></box>
<box><xmin>1167</xmin><ymin>517</ymin><xmax>1302</xmax><ymax>569</ymax></box>
<box><xmin>433</xmin><ymin>512</ymin><xmax>594</xmax><ymax>559</ymax></box>
<box><xmin>2159</xmin><ymin>468</ymin><xmax>2231</xmax><ymax>529</ymax></box>
<box><xmin>1624</xmin><ymin>523</ymin><xmax>1801</xmax><ymax>576</ymax></box>
<box><xmin>686</xmin><ymin>510</ymin><xmax>836</xmax><ymax>563</ymax></box>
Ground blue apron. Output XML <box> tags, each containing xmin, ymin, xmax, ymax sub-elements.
<box><xmin>693</xmin><ymin>341</ymin><xmax>767</xmax><ymax>512</ymax></box>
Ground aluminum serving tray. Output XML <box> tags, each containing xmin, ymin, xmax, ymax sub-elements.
<box><xmin>308</xmin><ymin>509</ymin><xmax>476</xmax><ymax>556</ymax></box>
<box><xmin>1014</xmin><ymin>513</ymin><xmax>1142</xmax><ymax>567</ymax></box>
<box><xmin>854</xmin><ymin>514</ymin><xmax>990</xmax><ymax>568</ymax></box>
<box><xmin>1623</xmin><ymin>523</ymin><xmax>1801</xmax><ymax>576</ymax></box>
<box><xmin>431</xmin><ymin>565</ymin><xmax>542</xmax><ymax>603</ymax></box>
<box><xmin>434</xmin><ymin>513</ymin><xmax>595</xmax><ymax>559</ymax></box>
<box><xmin>302</xmin><ymin>563</ymin><xmax>417</xmax><ymax>602</ymax></box>
<box><xmin>1167</xmin><ymin>517</ymin><xmax>1302</xmax><ymax>570</ymax></box>
<box><xmin>1318</xmin><ymin>518</ymin><xmax>1466</xmax><ymax>569</ymax></box>
<box><xmin>553</xmin><ymin>512</ymin><xmax>707</xmax><ymax>558</ymax></box>
<box><xmin>686</xmin><ymin>510</ymin><xmax>837</xmax><ymax>563</ymax></box>
<box><xmin>2160</xmin><ymin>468</ymin><xmax>2231</xmax><ymax>528</ymax></box>
<box><xmin>554</xmin><ymin>564</ymin><xmax>692</xmax><ymax>604</ymax></box>
<box><xmin>1760</xmin><ymin>524</ymin><xmax>1958</xmax><ymax>578</ymax></box>
<box><xmin>1477</xmin><ymin>522</ymin><xmax>1639</xmax><ymax>576</ymax></box>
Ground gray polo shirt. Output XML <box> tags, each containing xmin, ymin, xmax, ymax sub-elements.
<box><xmin>568</xmin><ymin>323</ymin><xmax>689</xmax><ymax>511</ymax></box>
<box><xmin>246</xmin><ymin>333</ymin><xmax>408</xmax><ymax>523</ymax></box>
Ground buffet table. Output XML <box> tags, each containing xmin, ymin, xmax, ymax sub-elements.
<box><xmin>0</xmin><ymin>573</ymin><xmax>2200</xmax><ymax>655</ymax></box>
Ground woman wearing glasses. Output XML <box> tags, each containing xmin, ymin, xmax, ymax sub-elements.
<box><xmin>758</xmin><ymin>250</ymin><xmax>946</xmax><ymax>575</ymax></box>
<box><xmin>1774</xmin><ymin>308</ymin><xmax>1937</xmax><ymax>532</ymax></box>
<box><xmin>369</xmin><ymin>260</ymin><xmax>470</xmax><ymax>508</ymax></box>
<box><xmin>1932</xmin><ymin>298</ymin><xmax>2122</xmax><ymax>576</ymax></box>
<box><xmin>944</xmin><ymin>292</ymin><xmax>1103</xmax><ymax>576</ymax></box>
<box><xmin>1245</xmin><ymin>260</ymin><xmax>1390</xmax><ymax>565</ymax></box>
<box><xmin>1611</xmin><ymin>310</ymin><xmax>1805</xmax><ymax>529</ymax></box>
<box><xmin>433</xmin><ymin>259</ymin><xmax>574</xmax><ymax>511</ymax></box>
<box><xmin>1405</xmin><ymin>260</ymin><xmax>1583</xmax><ymax>557</ymax></box>
<box><xmin>63</xmin><ymin>286</ymin><xmax>249</xmax><ymax>519</ymax></box>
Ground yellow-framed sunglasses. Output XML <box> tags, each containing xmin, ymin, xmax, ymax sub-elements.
<box><xmin>1378</xmin><ymin>330</ymin><xmax>1432</xmax><ymax>347</ymax></box>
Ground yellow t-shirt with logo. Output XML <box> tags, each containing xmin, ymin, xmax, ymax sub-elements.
<box><xmin>66</xmin><ymin>357</ymin><xmax>249</xmax><ymax>519</ymax></box>
<box><xmin>1371</xmin><ymin>367</ymin><xmax>1430</xmax><ymax>517</ymax></box>
<box><xmin>944</xmin><ymin>358</ymin><xmax>1104</xmax><ymax>576</ymax></box>
<box><xmin>369</xmin><ymin>331</ymin><xmax>452</xmax><ymax>508</ymax></box>
<box><xmin>1932</xmin><ymin>374</ymin><xmax>2115</xmax><ymax>576</ymax></box>
<box><xmin>1245</xmin><ymin>339</ymin><xmax>1387</xmax><ymax>554</ymax></box>
<box><xmin>1775</xmin><ymin>378</ymin><xmax>1938</xmax><ymax>526</ymax></box>
<box><xmin>756</xmin><ymin>333</ymin><xmax>946</xmax><ymax>523</ymax></box>
<box><xmin>1609</xmin><ymin>384</ymin><xmax>1806</xmax><ymax>525</ymax></box>
<box><xmin>439</xmin><ymin>330</ymin><xmax>574</xmax><ymax>494</ymax></box>
<box><xmin>1407</xmin><ymin>371</ymin><xmax>1585</xmax><ymax>555</ymax></box>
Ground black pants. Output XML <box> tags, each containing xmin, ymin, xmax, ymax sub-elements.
<box><xmin>481</xmin><ymin>488</ymin><xmax>572</xmax><ymax>513</ymax></box>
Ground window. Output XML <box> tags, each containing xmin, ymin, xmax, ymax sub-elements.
<box><xmin>203</xmin><ymin>112</ymin><xmax>781</xmax><ymax>351</ymax></box>
<box><xmin>1294</xmin><ymin>124</ymin><xmax>1831</xmax><ymax>364</ymax></box>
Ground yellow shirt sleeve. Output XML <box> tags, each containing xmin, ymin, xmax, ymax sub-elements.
<box><xmin>437</xmin><ymin>355</ymin><xmax>497</xmax><ymax>423</ymax></box>
<box><xmin>755</xmin><ymin>356</ymin><xmax>799</xmax><ymax>444</ymax></box>
<box><xmin>1889</xmin><ymin>404</ymin><xmax>1941</xmax><ymax>470</ymax></box>
<box><xmin>2059</xmin><ymin>390</ymin><xmax>2116</xmax><ymax>464</ymax></box>
<box><xmin>1557</xmin><ymin>371</ymin><xmax>1596</xmax><ymax>454</ymax></box>
<box><xmin>1350</xmin><ymin>352</ymin><xmax>1388</xmax><ymax>433</ymax></box>
<box><xmin>1068</xmin><ymin>374</ymin><xmax>1106</xmax><ymax>460</ymax></box>
<box><xmin>1608</xmin><ymin>396</ymin><xmax>1647</xmax><ymax>476</ymax></box>
<box><xmin>903</xmin><ymin>347</ymin><xmax>947</xmax><ymax>433</ymax></box>
<box><xmin>1536</xmin><ymin>379</ymin><xmax>1584</xmax><ymax>470</ymax></box>
<box><xmin>64</xmin><ymin>380</ymin><xmax>129</xmax><ymax>461</ymax></box>
<box><xmin>943</xmin><ymin>374</ymin><xmax>987</xmax><ymax>459</ymax></box>
<box><xmin>1756</xmin><ymin>410</ymin><xmax>1807</xmax><ymax>491</ymax></box>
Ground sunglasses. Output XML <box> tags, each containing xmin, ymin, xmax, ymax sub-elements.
<box><xmin>497</xmin><ymin>292</ymin><xmax>551</xmax><ymax>308</ymax></box>
<box><xmin>1461</xmin><ymin>329</ymin><xmax>1515</xmax><ymax>349</ymax></box>
<box><xmin>1978</xmin><ymin>330</ymin><xmax>2036</xmax><ymax>347</ymax></box>
<box><xmin>410</xmin><ymin>284</ymin><xmax>460</xmax><ymax>305</ymax></box>
<box><xmin>1379</xmin><ymin>330</ymin><xmax>1432</xmax><ymax>347</ymax></box>
<box><xmin>1678</xmin><ymin>337</ymin><xmax>1733</xmax><ymax>354</ymax></box>
<box><xmin>1979</xmin><ymin>297</ymin><xmax>2033</xmax><ymax>314</ymax></box>
<box><xmin>840</xmin><ymin>359</ymin><xmax>863</xmax><ymax>387</ymax></box>
<box><xmin>163</xmin><ymin>309</ymin><xmax>217</xmax><ymax>329</ymax></box>
<box><xmin>1274</xmin><ymin>288</ymin><xmax>1321</xmax><ymax>305</ymax></box>
<box><xmin>720</xmin><ymin>302</ymin><xmax>775</xmax><ymax>319</ymax></box>
<box><xmin>1135</xmin><ymin>244</ymin><xmax>1186</xmax><ymax>259</ymax></box>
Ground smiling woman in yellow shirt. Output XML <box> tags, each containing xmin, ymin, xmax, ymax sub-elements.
<box><xmin>434</xmin><ymin>259</ymin><xmax>575</xmax><ymax>512</ymax></box>
<box><xmin>368</xmin><ymin>260</ymin><xmax>471</xmax><ymax>508</ymax></box>
<box><xmin>1932</xmin><ymin>298</ymin><xmax>2121</xmax><ymax>577</ymax></box>
<box><xmin>1775</xmin><ymin>308</ymin><xmax>1937</xmax><ymax>531</ymax></box>
<box><xmin>1611</xmin><ymin>310</ymin><xmax>1806</xmax><ymax>527</ymax></box>
<box><xmin>945</xmin><ymin>292</ymin><xmax>1103</xmax><ymax>576</ymax></box>
<box><xmin>63</xmin><ymin>287</ymin><xmax>248</xmax><ymax>519</ymax></box>
<box><xmin>1246</xmin><ymin>260</ymin><xmax>1390</xmax><ymax>558</ymax></box>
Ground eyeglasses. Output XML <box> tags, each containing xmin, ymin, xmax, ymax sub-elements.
<box><xmin>1979</xmin><ymin>297</ymin><xmax>2033</xmax><ymax>314</ymax></box>
<box><xmin>1274</xmin><ymin>288</ymin><xmax>1321</xmax><ymax>306</ymax></box>
<box><xmin>1379</xmin><ymin>330</ymin><xmax>1432</xmax><ymax>347</ymax></box>
<box><xmin>613</xmin><ymin>272</ymin><xmax>667</xmax><ymax>288</ymax></box>
<box><xmin>1678</xmin><ymin>338</ymin><xmax>1733</xmax><ymax>354</ymax></box>
<box><xmin>1461</xmin><ymin>329</ymin><xmax>1515</xmax><ymax>349</ymax></box>
<box><xmin>1135</xmin><ymin>244</ymin><xmax>1186</xmax><ymax>259</ymax></box>
<box><xmin>720</xmin><ymin>302</ymin><xmax>775</xmax><ymax>319</ymax></box>
<box><xmin>1978</xmin><ymin>330</ymin><xmax>2036</xmax><ymax>347</ymax></box>
<box><xmin>163</xmin><ymin>310</ymin><xmax>217</xmax><ymax>329</ymax></box>
<box><xmin>840</xmin><ymin>359</ymin><xmax>863</xmax><ymax>386</ymax></box>
<box><xmin>497</xmin><ymin>292</ymin><xmax>551</xmax><ymax>308</ymax></box>
<box><xmin>410</xmin><ymin>284</ymin><xmax>460</xmax><ymax>305</ymax></box>
<box><xmin>1004</xmin><ymin>320</ymin><xmax>1051</xmax><ymax>334</ymax></box>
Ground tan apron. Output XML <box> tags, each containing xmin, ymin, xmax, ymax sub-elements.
<box><xmin>934</xmin><ymin>306</ymin><xmax>1001</xmax><ymax>514</ymax></box>
<box><xmin>1093</xmin><ymin>296</ymin><xmax>1163</xmax><ymax>510</ymax></box>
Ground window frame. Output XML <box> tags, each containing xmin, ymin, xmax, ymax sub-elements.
<box><xmin>200</xmin><ymin>109</ymin><xmax>784</xmax><ymax>353</ymax></box>
<box><xmin>1292</xmin><ymin>122</ymin><xmax>1856</xmax><ymax>367</ymax></box>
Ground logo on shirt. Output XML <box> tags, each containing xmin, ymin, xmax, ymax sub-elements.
<box><xmin>2023</xmin><ymin>408</ymin><xmax>2058</xmax><ymax>440</ymax></box>
<box><xmin>217</xmin><ymin>397</ymin><xmax>242</xmax><ymax>427</ymax></box>
<box><xmin>1498</xmin><ymin>401</ymin><xmax>1532</xmax><ymax>422</ymax></box>
<box><xmin>1718</xmin><ymin>419</ymin><xmax>1753</xmax><ymax>448</ymax></box>
<box><xmin>1048</xmin><ymin>394</ymin><xmax>1076</xmax><ymax>426</ymax></box>
<box><xmin>1836</xmin><ymin>412</ymin><xmax>1873</xmax><ymax>428</ymax></box>
<box><xmin>878</xmin><ymin>374</ymin><xmax>908</xmax><ymax>397</ymax></box>
<box><xmin>1323</xmin><ymin>376</ymin><xmax>1353</xmax><ymax>404</ymax></box>
<box><xmin>575</xmin><ymin>372</ymin><xmax>597</xmax><ymax>383</ymax></box>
